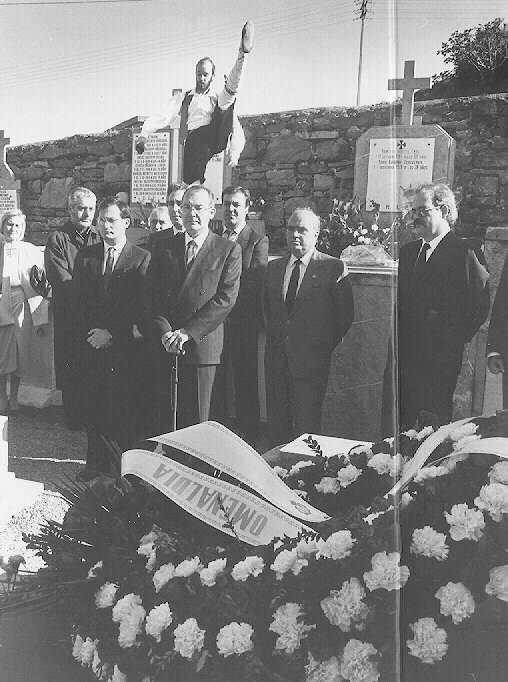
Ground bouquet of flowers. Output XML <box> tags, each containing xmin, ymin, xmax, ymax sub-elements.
<box><xmin>27</xmin><ymin>413</ymin><xmax>508</xmax><ymax>682</ymax></box>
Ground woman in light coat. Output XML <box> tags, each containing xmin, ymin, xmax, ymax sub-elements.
<box><xmin>0</xmin><ymin>209</ymin><xmax>48</xmax><ymax>413</ymax></box>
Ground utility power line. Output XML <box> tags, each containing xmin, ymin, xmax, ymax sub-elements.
<box><xmin>354</xmin><ymin>0</ymin><xmax>371</xmax><ymax>106</ymax></box>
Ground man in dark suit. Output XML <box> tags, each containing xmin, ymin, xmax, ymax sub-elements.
<box><xmin>150</xmin><ymin>185</ymin><xmax>241</xmax><ymax>429</ymax></box>
<box><xmin>73</xmin><ymin>197</ymin><xmax>151</xmax><ymax>478</ymax></box>
<box><xmin>44</xmin><ymin>187</ymin><xmax>101</xmax><ymax>429</ymax></box>
<box><xmin>398</xmin><ymin>183</ymin><xmax>489</xmax><ymax>430</ymax></box>
<box><xmin>216</xmin><ymin>185</ymin><xmax>268</xmax><ymax>443</ymax></box>
<box><xmin>264</xmin><ymin>208</ymin><xmax>354</xmax><ymax>446</ymax></box>
<box><xmin>487</xmin><ymin>254</ymin><xmax>508</xmax><ymax>407</ymax></box>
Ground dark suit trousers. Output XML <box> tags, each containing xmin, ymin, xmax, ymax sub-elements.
<box><xmin>183</xmin><ymin>125</ymin><xmax>214</xmax><ymax>184</ymax></box>
<box><xmin>267</xmin><ymin>356</ymin><xmax>328</xmax><ymax>446</ymax></box>
<box><xmin>177</xmin><ymin>362</ymin><xmax>217</xmax><ymax>429</ymax></box>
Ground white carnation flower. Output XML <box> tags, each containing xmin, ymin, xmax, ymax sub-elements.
<box><xmin>175</xmin><ymin>556</ymin><xmax>202</xmax><ymax>578</ymax></box>
<box><xmin>270</xmin><ymin>549</ymin><xmax>308</xmax><ymax>579</ymax></box>
<box><xmin>295</xmin><ymin>537</ymin><xmax>321</xmax><ymax>557</ymax></box>
<box><xmin>269</xmin><ymin>602</ymin><xmax>315</xmax><ymax>654</ymax></box>
<box><xmin>320</xmin><ymin>578</ymin><xmax>369</xmax><ymax>632</ymax></box>
<box><xmin>416</xmin><ymin>425</ymin><xmax>435</xmax><ymax>440</ymax></box>
<box><xmin>112</xmin><ymin>593</ymin><xmax>146</xmax><ymax>648</ymax></box>
<box><xmin>317</xmin><ymin>530</ymin><xmax>355</xmax><ymax>561</ymax></box>
<box><xmin>95</xmin><ymin>582</ymin><xmax>118</xmax><ymax>609</ymax></box>
<box><xmin>145</xmin><ymin>603</ymin><xmax>173</xmax><ymax>642</ymax></box>
<box><xmin>444</xmin><ymin>504</ymin><xmax>485</xmax><ymax>541</ymax></box>
<box><xmin>79</xmin><ymin>637</ymin><xmax>96</xmax><ymax>667</ymax></box>
<box><xmin>153</xmin><ymin>562</ymin><xmax>175</xmax><ymax>593</ymax></box>
<box><xmin>173</xmin><ymin>617</ymin><xmax>205</xmax><ymax>659</ymax></box>
<box><xmin>72</xmin><ymin>634</ymin><xmax>84</xmax><ymax>662</ymax></box>
<box><xmin>485</xmin><ymin>565</ymin><xmax>508</xmax><ymax>601</ymax></box>
<box><xmin>199</xmin><ymin>557</ymin><xmax>227</xmax><ymax>587</ymax></box>
<box><xmin>402</xmin><ymin>429</ymin><xmax>419</xmax><ymax>439</ymax></box>
<box><xmin>87</xmin><ymin>560</ymin><xmax>103</xmax><ymax>579</ymax></box>
<box><xmin>295</xmin><ymin>490</ymin><xmax>310</xmax><ymax>499</ymax></box>
<box><xmin>340</xmin><ymin>639</ymin><xmax>379</xmax><ymax>682</ymax></box>
<box><xmin>137</xmin><ymin>541</ymin><xmax>156</xmax><ymax>571</ymax></box>
<box><xmin>367</xmin><ymin>452</ymin><xmax>392</xmax><ymax>476</ymax></box>
<box><xmin>216</xmin><ymin>621</ymin><xmax>254</xmax><ymax>657</ymax></box>
<box><xmin>475</xmin><ymin>483</ymin><xmax>508</xmax><ymax>522</ymax></box>
<box><xmin>410</xmin><ymin>527</ymin><xmax>449</xmax><ymax>561</ymax></box>
<box><xmin>435</xmin><ymin>582</ymin><xmax>475</xmax><ymax>624</ymax></box>
<box><xmin>363</xmin><ymin>551</ymin><xmax>410</xmax><ymax>591</ymax></box>
<box><xmin>111</xmin><ymin>664</ymin><xmax>127</xmax><ymax>682</ymax></box>
<box><xmin>336</xmin><ymin>464</ymin><xmax>361</xmax><ymax>488</ymax></box>
<box><xmin>288</xmin><ymin>460</ymin><xmax>314</xmax><ymax>477</ymax></box>
<box><xmin>315</xmin><ymin>476</ymin><xmax>340</xmax><ymax>495</ymax></box>
<box><xmin>305</xmin><ymin>652</ymin><xmax>342</xmax><ymax>682</ymax></box>
<box><xmin>407</xmin><ymin>617</ymin><xmax>447</xmax><ymax>663</ymax></box>
<box><xmin>489</xmin><ymin>461</ymin><xmax>508</xmax><ymax>485</ymax></box>
<box><xmin>231</xmin><ymin>556</ymin><xmax>265</xmax><ymax>582</ymax></box>
<box><xmin>449</xmin><ymin>422</ymin><xmax>478</xmax><ymax>442</ymax></box>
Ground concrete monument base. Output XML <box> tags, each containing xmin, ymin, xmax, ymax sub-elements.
<box><xmin>0</xmin><ymin>416</ymin><xmax>44</xmax><ymax>531</ymax></box>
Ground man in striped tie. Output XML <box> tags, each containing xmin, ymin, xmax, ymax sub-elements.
<box><xmin>264</xmin><ymin>208</ymin><xmax>354</xmax><ymax>446</ymax></box>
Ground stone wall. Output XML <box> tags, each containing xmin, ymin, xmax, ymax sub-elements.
<box><xmin>233</xmin><ymin>93</ymin><xmax>508</xmax><ymax>241</ymax></box>
<box><xmin>7</xmin><ymin>93</ymin><xmax>508</xmax><ymax>245</ymax></box>
<box><xmin>7</xmin><ymin>130</ymin><xmax>132</xmax><ymax>245</ymax></box>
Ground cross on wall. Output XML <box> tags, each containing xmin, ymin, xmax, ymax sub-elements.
<box><xmin>388</xmin><ymin>61</ymin><xmax>430</xmax><ymax>126</ymax></box>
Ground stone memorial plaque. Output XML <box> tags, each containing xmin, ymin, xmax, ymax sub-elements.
<box><xmin>0</xmin><ymin>188</ymin><xmax>17</xmax><ymax>218</ymax></box>
<box><xmin>205</xmin><ymin>152</ymin><xmax>225</xmax><ymax>204</ymax></box>
<box><xmin>131</xmin><ymin>132</ymin><xmax>170</xmax><ymax>204</ymax></box>
<box><xmin>366</xmin><ymin>137</ymin><xmax>434</xmax><ymax>212</ymax></box>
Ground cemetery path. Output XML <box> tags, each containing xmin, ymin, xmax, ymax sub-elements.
<box><xmin>1</xmin><ymin>405</ymin><xmax>87</xmax><ymax>681</ymax></box>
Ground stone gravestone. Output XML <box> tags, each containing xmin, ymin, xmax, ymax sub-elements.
<box><xmin>131</xmin><ymin>131</ymin><xmax>171</xmax><ymax>206</ymax></box>
<box><xmin>0</xmin><ymin>130</ymin><xmax>20</xmax><ymax>220</ymax></box>
<box><xmin>353</xmin><ymin>60</ymin><xmax>455</xmax><ymax>227</ymax></box>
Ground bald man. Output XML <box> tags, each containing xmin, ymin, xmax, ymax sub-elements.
<box><xmin>264</xmin><ymin>208</ymin><xmax>354</xmax><ymax>445</ymax></box>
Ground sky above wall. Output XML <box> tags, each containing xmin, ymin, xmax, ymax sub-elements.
<box><xmin>0</xmin><ymin>0</ymin><xmax>506</xmax><ymax>144</ymax></box>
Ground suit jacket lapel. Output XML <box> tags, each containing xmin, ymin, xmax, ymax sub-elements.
<box><xmin>177</xmin><ymin>231</ymin><xmax>211</xmax><ymax>301</ymax></box>
<box><xmin>236</xmin><ymin>224</ymin><xmax>251</xmax><ymax>250</ymax></box>
<box><xmin>274</xmin><ymin>255</ymin><xmax>289</xmax><ymax>318</ymax></box>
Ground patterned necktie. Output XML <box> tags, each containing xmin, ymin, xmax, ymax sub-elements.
<box><xmin>285</xmin><ymin>259</ymin><xmax>302</xmax><ymax>315</ymax></box>
<box><xmin>103</xmin><ymin>246</ymin><xmax>115</xmax><ymax>286</ymax></box>
<box><xmin>186</xmin><ymin>239</ymin><xmax>197</xmax><ymax>271</ymax></box>
<box><xmin>412</xmin><ymin>242</ymin><xmax>430</xmax><ymax>281</ymax></box>
<box><xmin>225</xmin><ymin>229</ymin><xmax>236</xmax><ymax>241</ymax></box>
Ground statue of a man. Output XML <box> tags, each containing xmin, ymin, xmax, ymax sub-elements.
<box><xmin>136</xmin><ymin>21</ymin><xmax>254</xmax><ymax>185</ymax></box>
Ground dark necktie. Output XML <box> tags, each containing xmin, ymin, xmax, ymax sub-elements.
<box><xmin>285</xmin><ymin>259</ymin><xmax>302</xmax><ymax>315</ymax></box>
<box><xmin>412</xmin><ymin>242</ymin><xmax>430</xmax><ymax>281</ymax></box>
<box><xmin>186</xmin><ymin>239</ymin><xmax>197</xmax><ymax>271</ymax></box>
<box><xmin>224</xmin><ymin>229</ymin><xmax>236</xmax><ymax>241</ymax></box>
<box><xmin>103</xmin><ymin>246</ymin><xmax>115</xmax><ymax>287</ymax></box>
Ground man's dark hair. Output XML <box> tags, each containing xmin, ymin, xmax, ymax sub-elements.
<box><xmin>98</xmin><ymin>196</ymin><xmax>131</xmax><ymax>220</ymax></box>
<box><xmin>222</xmin><ymin>185</ymin><xmax>251</xmax><ymax>205</ymax></box>
<box><xmin>196</xmin><ymin>57</ymin><xmax>216</xmax><ymax>75</ymax></box>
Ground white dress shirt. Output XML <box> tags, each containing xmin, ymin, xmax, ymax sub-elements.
<box><xmin>283</xmin><ymin>249</ymin><xmax>315</xmax><ymax>300</ymax></box>
<box><xmin>223</xmin><ymin>222</ymin><xmax>247</xmax><ymax>242</ymax></box>
<box><xmin>102</xmin><ymin>238</ymin><xmax>127</xmax><ymax>274</ymax></box>
<box><xmin>184</xmin><ymin>230</ymin><xmax>208</xmax><ymax>257</ymax></box>
<box><xmin>141</xmin><ymin>51</ymin><xmax>248</xmax><ymax>137</ymax></box>
<box><xmin>420</xmin><ymin>227</ymin><xmax>451</xmax><ymax>261</ymax></box>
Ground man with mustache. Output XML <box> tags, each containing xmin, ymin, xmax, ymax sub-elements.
<box><xmin>397</xmin><ymin>183</ymin><xmax>489</xmax><ymax>429</ymax></box>
<box><xmin>264</xmin><ymin>208</ymin><xmax>354</xmax><ymax>446</ymax></box>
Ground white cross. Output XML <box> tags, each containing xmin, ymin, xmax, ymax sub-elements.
<box><xmin>388</xmin><ymin>61</ymin><xmax>430</xmax><ymax>126</ymax></box>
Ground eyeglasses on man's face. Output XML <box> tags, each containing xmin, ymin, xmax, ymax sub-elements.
<box><xmin>410</xmin><ymin>205</ymin><xmax>440</xmax><ymax>218</ymax></box>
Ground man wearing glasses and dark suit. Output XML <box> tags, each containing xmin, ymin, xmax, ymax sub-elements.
<box><xmin>397</xmin><ymin>183</ymin><xmax>489</xmax><ymax>430</ymax></box>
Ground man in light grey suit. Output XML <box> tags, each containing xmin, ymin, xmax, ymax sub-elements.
<box><xmin>264</xmin><ymin>208</ymin><xmax>354</xmax><ymax>445</ymax></box>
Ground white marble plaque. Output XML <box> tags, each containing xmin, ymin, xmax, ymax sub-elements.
<box><xmin>205</xmin><ymin>152</ymin><xmax>225</xmax><ymax>204</ymax></box>
<box><xmin>366</xmin><ymin>137</ymin><xmax>434</xmax><ymax>212</ymax></box>
<box><xmin>0</xmin><ymin>188</ymin><xmax>18</xmax><ymax>218</ymax></box>
<box><xmin>131</xmin><ymin>132</ymin><xmax>170</xmax><ymax>204</ymax></box>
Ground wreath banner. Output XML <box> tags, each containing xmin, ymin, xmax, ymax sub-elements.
<box><xmin>121</xmin><ymin>448</ymin><xmax>314</xmax><ymax>546</ymax></box>
<box><xmin>149</xmin><ymin>421</ymin><xmax>330</xmax><ymax>523</ymax></box>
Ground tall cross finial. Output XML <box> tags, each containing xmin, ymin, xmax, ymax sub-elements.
<box><xmin>0</xmin><ymin>131</ymin><xmax>14</xmax><ymax>183</ymax></box>
<box><xmin>388</xmin><ymin>61</ymin><xmax>430</xmax><ymax>126</ymax></box>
